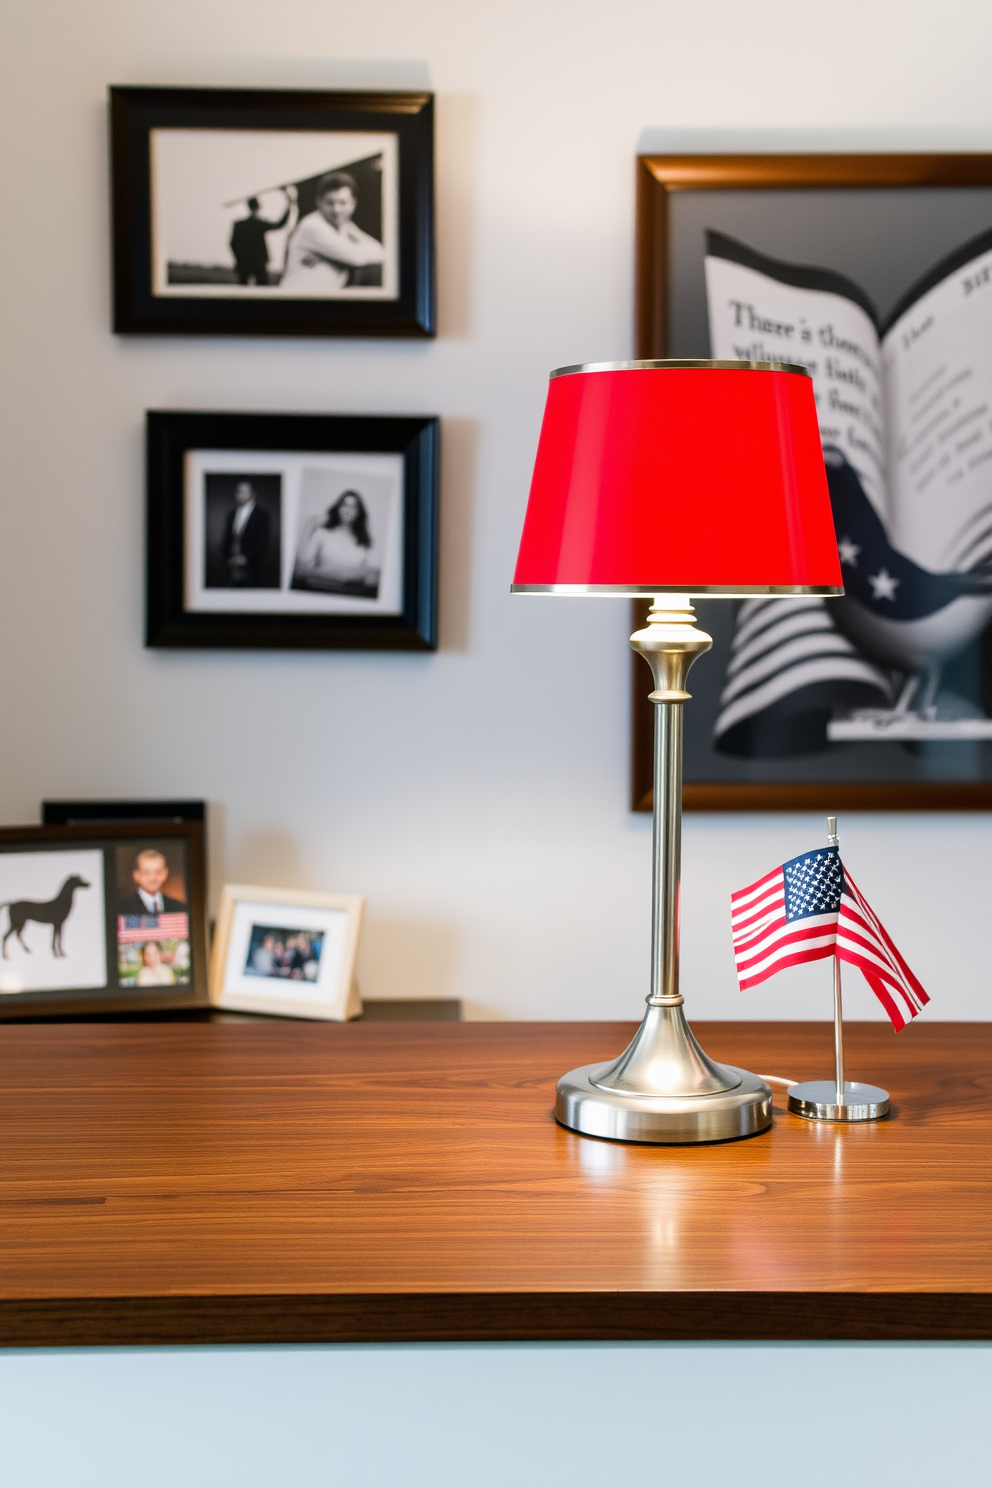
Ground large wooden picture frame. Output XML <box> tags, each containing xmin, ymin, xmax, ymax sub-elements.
<box><xmin>633</xmin><ymin>153</ymin><xmax>992</xmax><ymax>812</ymax></box>
<box><xmin>110</xmin><ymin>86</ymin><xmax>434</xmax><ymax>338</ymax></box>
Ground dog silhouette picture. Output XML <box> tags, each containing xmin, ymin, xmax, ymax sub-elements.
<box><xmin>1</xmin><ymin>875</ymin><xmax>91</xmax><ymax>958</ymax></box>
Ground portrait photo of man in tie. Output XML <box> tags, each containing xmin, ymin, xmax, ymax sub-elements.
<box><xmin>202</xmin><ymin>471</ymin><xmax>282</xmax><ymax>591</ymax></box>
<box><xmin>117</xmin><ymin>848</ymin><xmax>187</xmax><ymax>917</ymax></box>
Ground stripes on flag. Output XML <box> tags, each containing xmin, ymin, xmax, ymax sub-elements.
<box><xmin>117</xmin><ymin>913</ymin><xmax>189</xmax><ymax>945</ymax></box>
<box><xmin>713</xmin><ymin>597</ymin><xmax>892</xmax><ymax>755</ymax></box>
<box><xmin>731</xmin><ymin>848</ymin><xmax>928</xmax><ymax>1031</ymax></box>
<box><xmin>836</xmin><ymin>871</ymin><xmax>929</xmax><ymax>1031</ymax></box>
<box><xmin>731</xmin><ymin>862</ymin><xmax>837</xmax><ymax>988</ymax></box>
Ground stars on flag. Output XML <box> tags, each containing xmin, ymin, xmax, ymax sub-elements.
<box><xmin>783</xmin><ymin>849</ymin><xmax>844</xmax><ymax>920</ymax></box>
<box><xmin>868</xmin><ymin>567</ymin><xmax>900</xmax><ymax>601</ymax></box>
<box><xmin>837</xmin><ymin>535</ymin><xmax>861</xmax><ymax>567</ymax></box>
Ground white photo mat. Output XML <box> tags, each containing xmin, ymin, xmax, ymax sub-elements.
<box><xmin>210</xmin><ymin>884</ymin><xmax>364</xmax><ymax>1020</ymax></box>
<box><xmin>183</xmin><ymin>449</ymin><xmax>405</xmax><ymax>616</ymax></box>
<box><xmin>0</xmin><ymin>849</ymin><xmax>107</xmax><ymax>995</ymax></box>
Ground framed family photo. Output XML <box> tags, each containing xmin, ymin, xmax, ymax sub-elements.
<box><xmin>0</xmin><ymin>821</ymin><xmax>208</xmax><ymax>1018</ymax></box>
<box><xmin>110</xmin><ymin>86</ymin><xmax>434</xmax><ymax>337</ymax></box>
<box><xmin>634</xmin><ymin>152</ymin><xmax>992</xmax><ymax>812</ymax></box>
<box><xmin>146</xmin><ymin>411</ymin><xmax>439</xmax><ymax>649</ymax></box>
<box><xmin>210</xmin><ymin>884</ymin><xmax>364</xmax><ymax>1021</ymax></box>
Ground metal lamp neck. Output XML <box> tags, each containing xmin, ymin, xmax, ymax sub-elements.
<box><xmin>553</xmin><ymin>595</ymin><xmax>773</xmax><ymax>1135</ymax></box>
<box><xmin>592</xmin><ymin>598</ymin><xmax>736</xmax><ymax>1100</ymax></box>
<box><xmin>631</xmin><ymin>598</ymin><xmax>712</xmax><ymax>1007</ymax></box>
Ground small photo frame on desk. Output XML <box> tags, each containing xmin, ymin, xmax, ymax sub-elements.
<box><xmin>0</xmin><ymin>821</ymin><xmax>208</xmax><ymax>1018</ymax></box>
<box><xmin>109</xmin><ymin>86</ymin><xmax>434</xmax><ymax>338</ymax></box>
<box><xmin>146</xmin><ymin>410</ymin><xmax>439</xmax><ymax>650</ymax></box>
<box><xmin>210</xmin><ymin>884</ymin><xmax>364</xmax><ymax>1021</ymax></box>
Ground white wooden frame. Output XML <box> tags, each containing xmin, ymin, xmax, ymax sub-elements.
<box><xmin>210</xmin><ymin>883</ymin><xmax>364</xmax><ymax>1020</ymax></box>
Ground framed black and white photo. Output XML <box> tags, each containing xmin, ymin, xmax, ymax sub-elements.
<box><xmin>110</xmin><ymin>86</ymin><xmax>434</xmax><ymax>337</ymax></box>
<box><xmin>146</xmin><ymin>411</ymin><xmax>439</xmax><ymax>649</ymax></box>
<box><xmin>634</xmin><ymin>152</ymin><xmax>992</xmax><ymax>811</ymax></box>
<box><xmin>0</xmin><ymin>821</ymin><xmax>208</xmax><ymax>1018</ymax></box>
<box><xmin>210</xmin><ymin>884</ymin><xmax>363</xmax><ymax>1021</ymax></box>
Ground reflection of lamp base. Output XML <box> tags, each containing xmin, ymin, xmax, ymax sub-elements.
<box><xmin>787</xmin><ymin>1079</ymin><xmax>889</xmax><ymax>1122</ymax></box>
<box><xmin>556</xmin><ymin>1066</ymin><xmax>772</xmax><ymax>1145</ymax></box>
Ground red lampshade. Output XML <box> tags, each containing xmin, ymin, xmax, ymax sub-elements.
<box><xmin>512</xmin><ymin>361</ymin><xmax>843</xmax><ymax>595</ymax></box>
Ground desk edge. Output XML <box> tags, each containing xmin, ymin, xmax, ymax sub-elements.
<box><xmin>2</xmin><ymin>1292</ymin><xmax>989</xmax><ymax>1347</ymax></box>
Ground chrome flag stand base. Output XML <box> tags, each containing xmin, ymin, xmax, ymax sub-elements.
<box><xmin>555</xmin><ymin>599</ymin><xmax>772</xmax><ymax>1144</ymax></box>
<box><xmin>787</xmin><ymin>1080</ymin><xmax>890</xmax><ymax>1122</ymax></box>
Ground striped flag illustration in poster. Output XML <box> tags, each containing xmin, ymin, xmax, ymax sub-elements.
<box><xmin>704</xmin><ymin>225</ymin><xmax>992</xmax><ymax>757</ymax></box>
<box><xmin>731</xmin><ymin>845</ymin><xmax>929</xmax><ymax>1031</ymax></box>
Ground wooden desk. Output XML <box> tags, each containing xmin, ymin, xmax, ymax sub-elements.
<box><xmin>1</xmin><ymin>1021</ymin><xmax>988</xmax><ymax>1346</ymax></box>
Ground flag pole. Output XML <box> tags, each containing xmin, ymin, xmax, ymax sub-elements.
<box><xmin>826</xmin><ymin>815</ymin><xmax>844</xmax><ymax>1104</ymax></box>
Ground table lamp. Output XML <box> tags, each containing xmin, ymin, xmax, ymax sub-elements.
<box><xmin>512</xmin><ymin>360</ymin><xmax>843</xmax><ymax>1143</ymax></box>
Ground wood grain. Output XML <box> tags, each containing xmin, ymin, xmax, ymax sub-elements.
<box><xmin>1</xmin><ymin>1021</ymin><xmax>988</xmax><ymax>1345</ymax></box>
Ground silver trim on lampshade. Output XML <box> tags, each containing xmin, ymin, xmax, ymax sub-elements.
<box><xmin>549</xmin><ymin>358</ymin><xmax>812</xmax><ymax>379</ymax></box>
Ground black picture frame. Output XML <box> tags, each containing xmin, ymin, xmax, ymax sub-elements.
<box><xmin>42</xmin><ymin>800</ymin><xmax>205</xmax><ymax>826</ymax></box>
<box><xmin>146</xmin><ymin>410</ymin><xmax>439</xmax><ymax>650</ymax></box>
<box><xmin>110</xmin><ymin>86</ymin><xmax>434</xmax><ymax>338</ymax></box>
<box><xmin>0</xmin><ymin>821</ymin><xmax>209</xmax><ymax>1019</ymax></box>
<box><xmin>633</xmin><ymin>152</ymin><xmax>992</xmax><ymax>812</ymax></box>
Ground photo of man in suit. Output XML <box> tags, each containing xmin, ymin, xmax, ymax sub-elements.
<box><xmin>203</xmin><ymin>472</ymin><xmax>282</xmax><ymax>591</ymax></box>
<box><xmin>229</xmin><ymin>190</ymin><xmax>295</xmax><ymax>286</ymax></box>
<box><xmin>118</xmin><ymin>849</ymin><xmax>186</xmax><ymax>917</ymax></box>
<box><xmin>223</xmin><ymin>480</ymin><xmax>271</xmax><ymax>587</ymax></box>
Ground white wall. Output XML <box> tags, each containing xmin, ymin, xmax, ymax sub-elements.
<box><xmin>4</xmin><ymin>1342</ymin><xmax>990</xmax><ymax>1488</ymax></box>
<box><xmin>2</xmin><ymin>0</ymin><xmax>991</xmax><ymax>1021</ymax></box>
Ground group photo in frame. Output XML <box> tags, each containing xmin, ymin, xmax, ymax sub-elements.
<box><xmin>0</xmin><ymin>821</ymin><xmax>208</xmax><ymax>1018</ymax></box>
<box><xmin>146</xmin><ymin>411</ymin><xmax>439</xmax><ymax>650</ymax></box>
<box><xmin>110</xmin><ymin>86</ymin><xmax>434</xmax><ymax>338</ymax></box>
<box><xmin>634</xmin><ymin>152</ymin><xmax>992</xmax><ymax>812</ymax></box>
<box><xmin>209</xmin><ymin>883</ymin><xmax>364</xmax><ymax>1021</ymax></box>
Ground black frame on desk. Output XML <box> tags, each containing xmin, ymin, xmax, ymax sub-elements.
<box><xmin>110</xmin><ymin>85</ymin><xmax>435</xmax><ymax>338</ymax></box>
<box><xmin>146</xmin><ymin>410</ymin><xmax>439</xmax><ymax>651</ymax></box>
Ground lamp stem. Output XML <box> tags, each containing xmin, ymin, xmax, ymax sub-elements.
<box><xmin>554</xmin><ymin>595</ymin><xmax>773</xmax><ymax>1139</ymax></box>
<box><xmin>651</xmin><ymin>695</ymin><xmax>682</xmax><ymax>1005</ymax></box>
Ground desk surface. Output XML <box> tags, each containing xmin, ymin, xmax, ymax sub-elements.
<box><xmin>1</xmin><ymin>1020</ymin><xmax>988</xmax><ymax>1345</ymax></box>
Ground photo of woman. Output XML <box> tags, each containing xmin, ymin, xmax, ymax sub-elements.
<box><xmin>135</xmin><ymin>942</ymin><xmax>176</xmax><ymax>987</ymax></box>
<box><xmin>292</xmin><ymin>489</ymin><xmax>381</xmax><ymax>598</ymax></box>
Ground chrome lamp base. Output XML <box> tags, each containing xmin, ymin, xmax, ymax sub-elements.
<box><xmin>556</xmin><ymin>1063</ymin><xmax>772</xmax><ymax>1143</ymax></box>
<box><xmin>555</xmin><ymin>992</ymin><xmax>772</xmax><ymax>1143</ymax></box>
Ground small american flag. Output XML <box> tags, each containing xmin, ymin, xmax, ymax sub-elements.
<box><xmin>117</xmin><ymin>913</ymin><xmax>189</xmax><ymax>945</ymax></box>
<box><xmin>731</xmin><ymin>846</ymin><xmax>929</xmax><ymax>1031</ymax></box>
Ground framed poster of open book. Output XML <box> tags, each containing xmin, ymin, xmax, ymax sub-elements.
<box><xmin>633</xmin><ymin>153</ymin><xmax>992</xmax><ymax>812</ymax></box>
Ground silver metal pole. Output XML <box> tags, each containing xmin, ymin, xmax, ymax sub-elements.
<box><xmin>826</xmin><ymin>815</ymin><xmax>844</xmax><ymax>1105</ymax></box>
<box><xmin>833</xmin><ymin>955</ymin><xmax>845</xmax><ymax>1105</ymax></box>
<box><xmin>651</xmin><ymin>700</ymin><xmax>682</xmax><ymax>1003</ymax></box>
